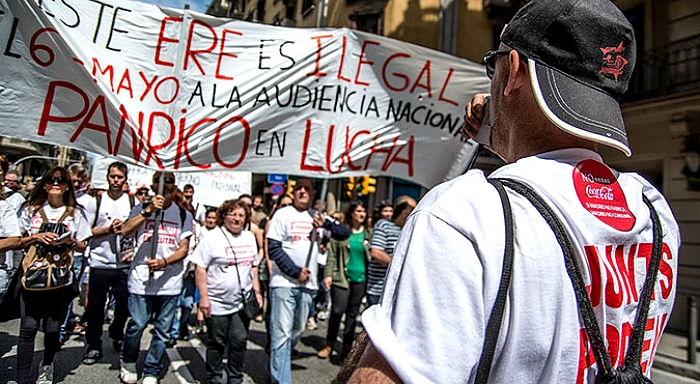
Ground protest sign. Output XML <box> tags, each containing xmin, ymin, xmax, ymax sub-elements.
<box><xmin>90</xmin><ymin>156</ymin><xmax>251</xmax><ymax>207</ymax></box>
<box><xmin>0</xmin><ymin>0</ymin><xmax>490</xmax><ymax>188</ymax></box>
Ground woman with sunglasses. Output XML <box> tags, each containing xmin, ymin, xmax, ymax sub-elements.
<box><xmin>14</xmin><ymin>166</ymin><xmax>91</xmax><ymax>384</ymax></box>
<box><xmin>191</xmin><ymin>199</ymin><xmax>262</xmax><ymax>384</ymax></box>
<box><xmin>317</xmin><ymin>200</ymin><xmax>371</xmax><ymax>360</ymax></box>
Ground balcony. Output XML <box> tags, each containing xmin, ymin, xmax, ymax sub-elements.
<box><xmin>624</xmin><ymin>36</ymin><xmax>700</xmax><ymax>103</ymax></box>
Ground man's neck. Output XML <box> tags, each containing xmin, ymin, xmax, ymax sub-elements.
<box><xmin>107</xmin><ymin>189</ymin><xmax>124</xmax><ymax>200</ymax></box>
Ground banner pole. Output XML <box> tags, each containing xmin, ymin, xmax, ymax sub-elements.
<box><xmin>148</xmin><ymin>172</ymin><xmax>165</xmax><ymax>285</ymax></box>
<box><xmin>305</xmin><ymin>178</ymin><xmax>328</xmax><ymax>268</ymax></box>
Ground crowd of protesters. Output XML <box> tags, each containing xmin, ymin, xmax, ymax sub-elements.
<box><xmin>0</xmin><ymin>155</ymin><xmax>414</xmax><ymax>384</ymax></box>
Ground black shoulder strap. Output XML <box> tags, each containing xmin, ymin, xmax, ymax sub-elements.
<box><xmin>475</xmin><ymin>179</ymin><xmax>516</xmax><ymax>384</ymax></box>
<box><xmin>492</xmin><ymin>177</ymin><xmax>662</xmax><ymax>381</ymax></box>
<box><xmin>179</xmin><ymin>206</ymin><xmax>186</xmax><ymax>227</ymax></box>
<box><xmin>129</xmin><ymin>194</ymin><xmax>135</xmax><ymax>208</ymax></box>
<box><xmin>92</xmin><ymin>194</ymin><xmax>103</xmax><ymax>228</ymax></box>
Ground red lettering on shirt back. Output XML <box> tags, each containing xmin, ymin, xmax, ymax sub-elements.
<box><xmin>576</xmin><ymin>240</ymin><xmax>674</xmax><ymax>380</ymax></box>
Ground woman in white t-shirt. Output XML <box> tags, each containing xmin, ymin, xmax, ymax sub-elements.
<box><xmin>192</xmin><ymin>199</ymin><xmax>262</xmax><ymax>384</ymax></box>
<box><xmin>15</xmin><ymin>166</ymin><xmax>92</xmax><ymax>384</ymax></box>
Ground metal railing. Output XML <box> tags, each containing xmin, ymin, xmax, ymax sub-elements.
<box><xmin>623</xmin><ymin>36</ymin><xmax>700</xmax><ymax>103</ymax></box>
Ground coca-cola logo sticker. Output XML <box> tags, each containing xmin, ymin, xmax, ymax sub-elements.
<box><xmin>573</xmin><ymin>159</ymin><xmax>636</xmax><ymax>231</ymax></box>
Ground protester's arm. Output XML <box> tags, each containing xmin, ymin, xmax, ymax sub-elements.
<box><xmin>267</xmin><ymin>238</ymin><xmax>302</xmax><ymax>279</ymax></box>
<box><xmin>123</xmin><ymin>195</ymin><xmax>164</xmax><ymax>237</ymax></box>
<box><xmin>324</xmin><ymin>218</ymin><xmax>350</xmax><ymax>240</ymax></box>
<box><xmin>370</xmin><ymin>248</ymin><xmax>392</xmax><ymax>267</ymax></box>
<box><xmin>334</xmin><ymin>331</ymin><xmax>400</xmax><ymax>384</ymax></box>
<box><xmin>0</xmin><ymin>237</ymin><xmax>22</xmax><ymax>253</ymax></box>
<box><xmin>195</xmin><ymin>265</ymin><xmax>211</xmax><ymax>317</ymax></box>
<box><xmin>146</xmin><ymin>236</ymin><xmax>190</xmax><ymax>271</ymax></box>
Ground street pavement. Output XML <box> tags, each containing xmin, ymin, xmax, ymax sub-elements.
<box><xmin>0</xmin><ymin>307</ymin><xmax>342</xmax><ymax>383</ymax></box>
<box><xmin>0</xmin><ymin>302</ymin><xmax>697</xmax><ymax>383</ymax></box>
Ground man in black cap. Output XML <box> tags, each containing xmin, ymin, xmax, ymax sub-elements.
<box><xmin>266</xmin><ymin>178</ymin><xmax>349</xmax><ymax>384</ymax></box>
<box><xmin>339</xmin><ymin>0</ymin><xmax>680</xmax><ymax>382</ymax></box>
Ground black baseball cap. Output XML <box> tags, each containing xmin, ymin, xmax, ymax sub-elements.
<box><xmin>500</xmin><ymin>0</ymin><xmax>636</xmax><ymax>156</ymax></box>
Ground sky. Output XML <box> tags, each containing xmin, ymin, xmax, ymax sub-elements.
<box><xmin>139</xmin><ymin>0</ymin><xmax>210</xmax><ymax>14</ymax></box>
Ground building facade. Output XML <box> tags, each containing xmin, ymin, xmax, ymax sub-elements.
<box><xmin>207</xmin><ymin>0</ymin><xmax>700</xmax><ymax>333</ymax></box>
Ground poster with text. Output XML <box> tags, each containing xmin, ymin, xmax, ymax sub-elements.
<box><xmin>0</xmin><ymin>0</ymin><xmax>490</xmax><ymax>188</ymax></box>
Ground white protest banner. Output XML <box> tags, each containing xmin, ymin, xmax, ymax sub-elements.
<box><xmin>90</xmin><ymin>157</ymin><xmax>251</xmax><ymax>207</ymax></box>
<box><xmin>0</xmin><ymin>0</ymin><xmax>490</xmax><ymax>188</ymax></box>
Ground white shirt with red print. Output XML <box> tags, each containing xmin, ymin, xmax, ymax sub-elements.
<box><xmin>190</xmin><ymin>227</ymin><xmax>258</xmax><ymax>316</ymax></box>
<box><xmin>266</xmin><ymin>206</ymin><xmax>321</xmax><ymax>290</ymax></box>
<box><xmin>362</xmin><ymin>148</ymin><xmax>680</xmax><ymax>384</ymax></box>
<box><xmin>127</xmin><ymin>203</ymin><xmax>193</xmax><ymax>296</ymax></box>
<box><xmin>19</xmin><ymin>202</ymin><xmax>92</xmax><ymax>241</ymax></box>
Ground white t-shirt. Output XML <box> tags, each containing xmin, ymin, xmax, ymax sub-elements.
<box><xmin>362</xmin><ymin>149</ymin><xmax>680</xmax><ymax>384</ymax></box>
<box><xmin>190</xmin><ymin>227</ymin><xmax>258</xmax><ymax>316</ymax></box>
<box><xmin>84</xmin><ymin>193</ymin><xmax>134</xmax><ymax>269</ymax></box>
<box><xmin>266</xmin><ymin>206</ymin><xmax>320</xmax><ymax>290</ymax></box>
<box><xmin>127</xmin><ymin>203</ymin><xmax>193</xmax><ymax>296</ymax></box>
<box><xmin>2</xmin><ymin>193</ymin><xmax>21</xmax><ymax>270</ymax></box>
<box><xmin>3</xmin><ymin>186</ymin><xmax>25</xmax><ymax>213</ymax></box>
<box><xmin>0</xmin><ymin>199</ymin><xmax>20</xmax><ymax>238</ymax></box>
<box><xmin>192</xmin><ymin>200</ymin><xmax>206</xmax><ymax>224</ymax></box>
<box><xmin>19</xmin><ymin>203</ymin><xmax>92</xmax><ymax>241</ymax></box>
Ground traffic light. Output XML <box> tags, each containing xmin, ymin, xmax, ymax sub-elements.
<box><xmin>286</xmin><ymin>179</ymin><xmax>296</xmax><ymax>198</ymax></box>
<box><xmin>361</xmin><ymin>175</ymin><xmax>377</xmax><ymax>195</ymax></box>
<box><xmin>345</xmin><ymin>177</ymin><xmax>357</xmax><ymax>199</ymax></box>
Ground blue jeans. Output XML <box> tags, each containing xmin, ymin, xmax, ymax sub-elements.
<box><xmin>121</xmin><ymin>294</ymin><xmax>179</xmax><ymax>378</ymax></box>
<box><xmin>269</xmin><ymin>286</ymin><xmax>314</xmax><ymax>384</ymax></box>
<box><xmin>366</xmin><ymin>293</ymin><xmax>381</xmax><ymax>307</ymax></box>
<box><xmin>169</xmin><ymin>276</ymin><xmax>195</xmax><ymax>339</ymax></box>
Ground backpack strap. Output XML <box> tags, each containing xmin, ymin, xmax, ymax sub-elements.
<box><xmin>179</xmin><ymin>206</ymin><xmax>186</xmax><ymax>227</ymax></box>
<box><xmin>37</xmin><ymin>207</ymin><xmax>49</xmax><ymax>223</ymax></box>
<box><xmin>129</xmin><ymin>194</ymin><xmax>135</xmax><ymax>209</ymax></box>
<box><xmin>57</xmin><ymin>206</ymin><xmax>75</xmax><ymax>226</ymax></box>
<box><xmin>493</xmin><ymin>178</ymin><xmax>662</xmax><ymax>381</ymax></box>
<box><xmin>92</xmin><ymin>194</ymin><xmax>103</xmax><ymax>228</ymax></box>
<box><xmin>474</xmin><ymin>179</ymin><xmax>516</xmax><ymax>384</ymax></box>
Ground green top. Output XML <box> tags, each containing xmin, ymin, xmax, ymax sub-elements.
<box><xmin>325</xmin><ymin>226</ymin><xmax>372</xmax><ymax>290</ymax></box>
<box><xmin>346</xmin><ymin>231</ymin><xmax>366</xmax><ymax>283</ymax></box>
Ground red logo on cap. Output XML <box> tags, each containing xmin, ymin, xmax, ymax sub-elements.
<box><xmin>599</xmin><ymin>42</ymin><xmax>629</xmax><ymax>81</ymax></box>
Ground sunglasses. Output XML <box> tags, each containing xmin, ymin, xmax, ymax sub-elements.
<box><xmin>153</xmin><ymin>177</ymin><xmax>176</xmax><ymax>184</ymax></box>
<box><xmin>279</xmin><ymin>203</ymin><xmax>291</xmax><ymax>208</ymax></box>
<box><xmin>136</xmin><ymin>191</ymin><xmax>148</xmax><ymax>196</ymax></box>
<box><xmin>483</xmin><ymin>50</ymin><xmax>511</xmax><ymax>79</ymax></box>
<box><xmin>44</xmin><ymin>176</ymin><xmax>68</xmax><ymax>185</ymax></box>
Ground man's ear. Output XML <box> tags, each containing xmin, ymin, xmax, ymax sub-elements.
<box><xmin>504</xmin><ymin>50</ymin><xmax>527</xmax><ymax>96</ymax></box>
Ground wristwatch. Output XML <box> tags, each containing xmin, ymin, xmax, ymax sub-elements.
<box><xmin>140</xmin><ymin>208</ymin><xmax>152</xmax><ymax>218</ymax></box>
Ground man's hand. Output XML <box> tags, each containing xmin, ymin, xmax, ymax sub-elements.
<box><xmin>313</xmin><ymin>212</ymin><xmax>325</xmax><ymax>228</ymax></box>
<box><xmin>461</xmin><ymin>93</ymin><xmax>490</xmax><ymax>141</ymax></box>
<box><xmin>148</xmin><ymin>194</ymin><xmax>165</xmax><ymax>212</ymax></box>
<box><xmin>324</xmin><ymin>276</ymin><xmax>332</xmax><ymax>290</ymax></box>
<box><xmin>110</xmin><ymin>218</ymin><xmax>123</xmax><ymax>235</ymax></box>
<box><xmin>298</xmin><ymin>267</ymin><xmax>311</xmax><ymax>283</ymax></box>
<box><xmin>147</xmin><ymin>257</ymin><xmax>167</xmax><ymax>272</ymax></box>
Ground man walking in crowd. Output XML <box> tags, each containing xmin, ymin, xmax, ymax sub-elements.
<box><xmin>266</xmin><ymin>178</ymin><xmax>349</xmax><ymax>384</ymax></box>
<box><xmin>366</xmin><ymin>198</ymin><xmax>416</xmax><ymax>307</ymax></box>
<box><xmin>60</xmin><ymin>163</ymin><xmax>92</xmax><ymax>340</ymax></box>
<box><xmin>341</xmin><ymin>0</ymin><xmax>680</xmax><ymax>382</ymax></box>
<box><xmin>3</xmin><ymin>170</ymin><xmax>26</xmax><ymax>210</ymax></box>
<box><xmin>82</xmin><ymin>161</ymin><xmax>135</xmax><ymax>365</ymax></box>
<box><xmin>182</xmin><ymin>184</ymin><xmax>206</xmax><ymax>225</ymax></box>
<box><xmin>119</xmin><ymin>171</ymin><xmax>193</xmax><ymax>384</ymax></box>
<box><xmin>251</xmin><ymin>195</ymin><xmax>267</xmax><ymax>225</ymax></box>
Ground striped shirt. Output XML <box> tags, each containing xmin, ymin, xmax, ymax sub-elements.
<box><xmin>367</xmin><ymin>219</ymin><xmax>401</xmax><ymax>297</ymax></box>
